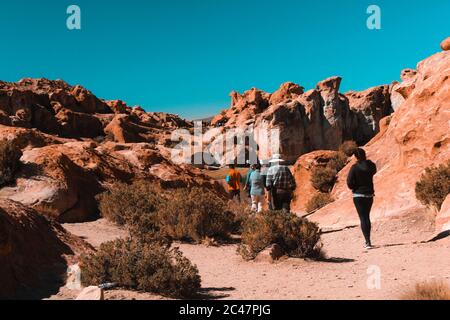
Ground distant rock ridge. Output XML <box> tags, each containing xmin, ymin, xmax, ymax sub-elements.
<box><xmin>0</xmin><ymin>78</ymin><xmax>191</xmax><ymax>143</ymax></box>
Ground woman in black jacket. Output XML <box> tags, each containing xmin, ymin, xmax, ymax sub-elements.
<box><xmin>347</xmin><ymin>148</ymin><xmax>377</xmax><ymax>249</ymax></box>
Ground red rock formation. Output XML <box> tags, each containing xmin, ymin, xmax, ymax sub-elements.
<box><xmin>0</xmin><ymin>79</ymin><xmax>223</xmax><ymax>223</ymax></box>
<box><xmin>309</xmin><ymin>50</ymin><xmax>450</xmax><ymax>232</ymax></box>
<box><xmin>0</xmin><ymin>138</ymin><xmax>224</xmax><ymax>223</ymax></box>
<box><xmin>0</xmin><ymin>78</ymin><xmax>190</xmax><ymax>144</ymax></box>
<box><xmin>0</xmin><ymin>199</ymin><xmax>91</xmax><ymax>299</ymax></box>
<box><xmin>209</xmin><ymin>78</ymin><xmax>392</xmax><ymax>163</ymax></box>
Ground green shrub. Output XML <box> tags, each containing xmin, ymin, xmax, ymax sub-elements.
<box><xmin>80</xmin><ymin>238</ymin><xmax>201</xmax><ymax>298</ymax></box>
<box><xmin>156</xmin><ymin>187</ymin><xmax>235</xmax><ymax>243</ymax></box>
<box><xmin>305</xmin><ymin>193</ymin><xmax>334</xmax><ymax>213</ymax></box>
<box><xmin>415</xmin><ymin>161</ymin><xmax>450</xmax><ymax>210</ymax></box>
<box><xmin>238</xmin><ymin>211</ymin><xmax>322</xmax><ymax>260</ymax></box>
<box><xmin>0</xmin><ymin>139</ymin><xmax>22</xmax><ymax>186</ymax></box>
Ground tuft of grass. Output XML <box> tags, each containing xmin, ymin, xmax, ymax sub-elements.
<box><xmin>402</xmin><ymin>280</ymin><xmax>450</xmax><ymax>300</ymax></box>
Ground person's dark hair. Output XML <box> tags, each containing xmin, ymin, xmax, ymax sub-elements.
<box><xmin>354</xmin><ymin>148</ymin><xmax>367</xmax><ymax>161</ymax></box>
<box><xmin>229</xmin><ymin>164</ymin><xmax>235</xmax><ymax>169</ymax></box>
<box><xmin>255</xmin><ymin>163</ymin><xmax>261</xmax><ymax>170</ymax></box>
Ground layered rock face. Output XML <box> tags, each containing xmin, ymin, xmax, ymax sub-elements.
<box><xmin>0</xmin><ymin>199</ymin><xmax>91</xmax><ymax>299</ymax></box>
<box><xmin>0</xmin><ymin>79</ymin><xmax>224</xmax><ymax>223</ymax></box>
<box><xmin>211</xmin><ymin>77</ymin><xmax>393</xmax><ymax>163</ymax></box>
<box><xmin>309</xmin><ymin>50</ymin><xmax>450</xmax><ymax>232</ymax></box>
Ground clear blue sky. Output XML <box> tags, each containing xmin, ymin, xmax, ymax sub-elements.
<box><xmin>0</xmin><ymin>1</ymin><xmax>448</xmax><ymax>119</ymax></box>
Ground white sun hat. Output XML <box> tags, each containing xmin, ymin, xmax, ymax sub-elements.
<box><xmin>269</xmin><ymin>154</ymin><xmax>285</xmax><ymax>163</ymax></box>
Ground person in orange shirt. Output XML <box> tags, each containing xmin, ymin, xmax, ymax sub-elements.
<box><xmin>226</xmin><ymin>164</ymin><xmax>242</xmax><ymax>201</ymax></box>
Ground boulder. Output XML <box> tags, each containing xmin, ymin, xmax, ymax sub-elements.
<box><xmin>269</xmin><ymin>82</ymin><xmax>304</xmax><ymax>105</ymax></box>
<box><xmin>436</xmin><ymin>195</ymin><xmax>450</xmax><ymax>233</ymax></box>
<box><xmin>254</xmin><ymin>244</ymin><xmax>285</xmax><ymax>263</ymax></box>
<box><xmin>75</xmin><ymin>286</ymin><xmax>104</xmax><ymax>300</ymax></box>
<box><xmin>441</xmin><ymin>37</ymin><xmax>450</xmax><ymax>51</ymax></box>
<box><xmin>0</xmin><ymin>199</ymin><xmax>91</xmax><ymax>299</ymax></box>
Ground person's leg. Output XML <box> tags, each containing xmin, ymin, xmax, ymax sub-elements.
<box><xmin>353</xmin><ymin>197</ymin><xmax>373</xmax><ymax>246</ymax></box>
<box><xmin>272</xmin><ymin>191</ymin><xmax>281</xmax><ymax>210</ymax></box>
<box><xmin>251</xmin><ymin>195</ymin><xmax>258</xmax><ymax>212</ymax></box>
<box><xmin>282</xmin><ymin>193</ymin><xmax>292</xmax><ymax>212</ymax></box>
<box><xmin>257</xmin><ymin>195</ymin><xmax>263</xmax><ymax>213</ymax></box>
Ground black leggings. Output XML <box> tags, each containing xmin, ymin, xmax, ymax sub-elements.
<box><xmin>353</xmin><ymin>197</ymin><xmax>374</xmax><ymax>245</ymax></box>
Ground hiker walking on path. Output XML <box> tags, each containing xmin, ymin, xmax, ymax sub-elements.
<box><xmin>347</xmin><ymin>148</ymin><xmax>377</xmax><ymax>250</ymax></box>
<box><xmin>245</xmin><ymin>163</ymin><xmax>265</xmax><ymax>212</ymax></box>
<box><xmin>260</xmin><ymin>160</ymin><xmax>273</xmax><ymax>210</ymax></box>
<box><xmin>244</xmin><ymin>164</ymin><xmax>256</xmax><ymax>198</ymax></box>
<box><xmin>266</xmin><ymin>154</ymin><xmax>296</xmax><ymax>212</ymax></box>
<box><xmin>226</xmin><ymin>164</ymin><xmax>242</xmax><ymax>201</ymax></box>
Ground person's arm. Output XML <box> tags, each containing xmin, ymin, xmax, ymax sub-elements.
<box><xmin>287</xmin><ymin>169</ymin><xmax>296</xmax><ymax>190</ymax></box>
<box><xmin>266</xmin><ymin>168</ymin><xmax>274</xmax><ymax>190</ymax></box>
<box><xmin>347</xmin><ymin>166</ymin><xmax>356</xmax><ymax>190</ymax></box>
<box><xmin>370</xmin><ymin>161</ymin><xmax>378</xmax><ymax>176</ymax></box>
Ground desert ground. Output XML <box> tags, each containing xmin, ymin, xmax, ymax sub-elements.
<box><xmin>51</xmin><ymin>213</ymin><xmax>450</xmax><ymax>300</ymax></box>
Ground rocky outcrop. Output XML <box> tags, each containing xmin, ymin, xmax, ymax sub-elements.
<box><xmin>437</xmin><ymin>195</ymin><xmax>450</xmax><ymax>233</ymax></box>
<box><xmin>0</xmin><ymin>79</ymin><xmax>223</xmax><ymax>223</ymax></box>
<box><xmin>0</xmin><ymin>137</ymin><xmax>224</xmax><ymax>223</ymax></box>
<box><xmin>0</xmin><ymin>78</ymin><xmax>190</xmax><ymax>145</ymax></box>
<box><xmin>210</xmin><ymin>78</ymin><xmax>392</xmax><ymax>164</ymax></box>
<box><xmin>441</xmin><ymin>37</ymin><xmax>450</xmax><ymax>51</ymax></box>
<box><xmin>345</xmin><ymin>85</ymin><xmax>392</xmax><ymax>144</ymax></box>
<box><xmin>0</xmin><ymin>199</ymin><xmax>91</xmax><ymax>299</ymax></box>
<box><xmin>309</xmin><ymin>50</ymin><xmax>450</xmax><ymax>232</ymax></box>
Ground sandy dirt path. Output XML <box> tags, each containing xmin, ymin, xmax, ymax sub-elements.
<box><xmin>58</xmin><ymin>218</ymin><xmax>450</xmax><ymax>300</ymax></box>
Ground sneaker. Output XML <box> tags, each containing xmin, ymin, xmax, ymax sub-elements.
<box><xmin>364</xmin><ymin>244</ymin><xmax>374</xmax><ymax>250</ymax></box>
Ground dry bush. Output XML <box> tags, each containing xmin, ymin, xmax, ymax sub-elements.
<box><xmin>238</xmin><ymin>211</ymin><xmax>322</xmax><ymax>260</ymax></box>
<box><xmin>311</xmin><ymin>152</ymin><xmax>349</xmax><ymax>193</ymax></box>
<box><xmin>402</xmin><ymin>280</ymin><xmax>450</xmax><ymax>300</ymax></box>
<box><xmin>156</xmin><ymin>187</ymin><xmax>235</xmax><ymax>243</ymax></box>
<box><xmin>0</xmin><ymin>139</ymin><xmax>22</xmax><ymax>186</ymax></box>
<box><xmin>415</xmin><ymin>160</ymin><xmax>450</xmax><ymax>211</ymax></box>
<box><xmin>227</xmin><ymin>198</ymin><xmax>253</xmax><ymax>234</ymax></box>
<box><xmin>98</xmin><ymin>182</ymin><xmax>235</xmax><ymax>244</ymax></box>
<box><xmin>306</xmin><ymin>193</ymin><xmax>334</xmax><ymax>213</ymax></box>
<box><xmin>339</xmin><ymin>140</ymin><xmax>359</xmax><ymax>157</ymax></box>
<box><xmin>97</xmin><ymin>180</ymin><xmax>165</xmax><ymax>243</ymax></box>
<box><xmin>311</xmin><ymin>166</ymin><xmax>338</xmax><ymax>193</ymax></box>
<box><xmin>80</xmin><ymin>238</ymin><xmax>201</xmax><ymax>298</ymax></box>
